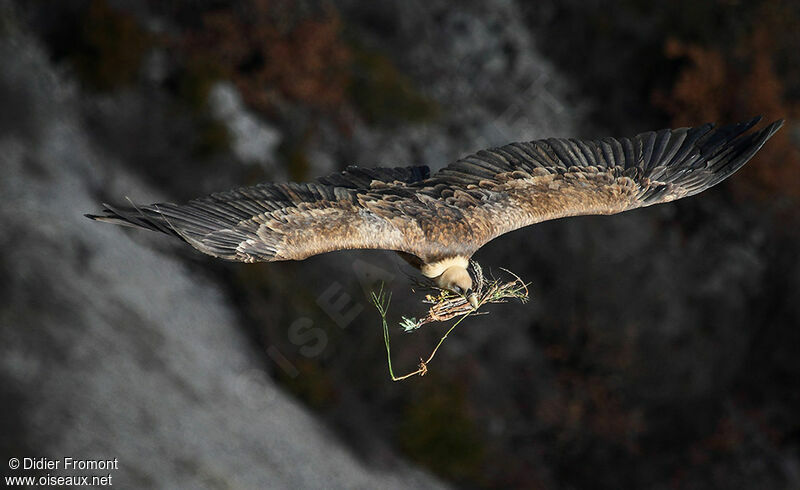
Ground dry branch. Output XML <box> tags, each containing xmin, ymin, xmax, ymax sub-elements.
<box><xmin>372</xmin><ymin>262</ymin><xmax>530</xmax><ymax>381</ymax></box>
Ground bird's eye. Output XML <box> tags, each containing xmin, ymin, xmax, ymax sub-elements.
<box><xmin>452</xmin><ymin>286</ymin><xmax>463</xmax><ymax>295</ymax></box>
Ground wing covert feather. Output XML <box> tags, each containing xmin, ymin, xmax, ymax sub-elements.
<box><xmin>89</xmin><ymin>166</ymin><xmax>431</xmax><ymax>262</ymax></box>
<box><xmin>423</xmin><ymin>117</ymin><xmax>783</xmax><ymax>251</ymax></box>
<box><xmin>88</xmin><ymin>118</ymin><xmax>782</xmax><ymax>264</ymax></box>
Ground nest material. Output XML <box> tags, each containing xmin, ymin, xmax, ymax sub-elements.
<box><xmin>372</xmin><ymin>261</ymin><xmax>530</xmax><ymax>381</ymax></box>
<box><xmin>400</xmin><ymin>261</ymin><xmax>530</xmax><ymax>332</ymax></box>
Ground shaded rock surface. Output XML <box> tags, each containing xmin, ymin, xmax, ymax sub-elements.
<box><xmin>0</xmin><ymin>22</ymin><xmax>444</xmax><ymax>490</ymax></box>
<box><xmin>2</xmin><ymin>0</ymin><xmax>798</xmax><ymax>488</ymax></box>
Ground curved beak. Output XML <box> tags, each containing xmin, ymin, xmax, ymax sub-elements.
<box><xmin>466</xmin><ymin>289</ymin><xmax>478</xmax><ymax>309</ymax></box>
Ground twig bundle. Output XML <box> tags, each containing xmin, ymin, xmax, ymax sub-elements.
<box><xmin>371</xmin><ymin>262</ymin><xmax>530</xmax><ymax>381</ymax></box>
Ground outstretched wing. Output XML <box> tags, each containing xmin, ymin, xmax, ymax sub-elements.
<box><xmin>88</xmin><ymin>166</ymin><xmax>430</xmax><ymax>262</ymax></box>
<box><xmin>415</xmin><ymin>116</ymin><xmax>783</xmax><ymax>253</ymax></box>
<box><xmin>88</xmin><ymin>117</ymin><xmax>782</xmax><ymax>264</ymax></box>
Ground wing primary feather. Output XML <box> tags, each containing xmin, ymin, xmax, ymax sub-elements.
<box><xmin>622</xmin><ymin>137</ymin><xmax>635</xmax><ymax>169</ymax></box>
<box><xmin>88</xmin><ymin>118</ymin><xmax>783</xmax><ymax>265</ymax></box>
<box><xmin>609</xmin><ymin>137</ymin><xmax>625</xmax><ymax>167</ymax></box>
<box><xmin>639</xmin><ymin>131</ymin><xmax>657</xmax><ymax>170</ymax></box>
<box><xmin>575</xmin><ymin>139</ymin><xmax>598</xmax><ymax>167</ymax></box>
<box><xmin>666</xmin><ymin>123</ymin><xmax>714</xmax><ymax>167</ymax></box>
<box><xmin>648</xmin><ymin>129</ymin><xmax>672</xmax><ymax>168</ymax></box>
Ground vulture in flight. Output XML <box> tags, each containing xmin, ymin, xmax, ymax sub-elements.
<box><xmin>88</xmin><ymin>117</ymin><xmax>783</xmax><ymax>308</ymax></box>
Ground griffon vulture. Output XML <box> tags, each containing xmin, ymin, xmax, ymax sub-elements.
<box><xmin>87</xmin><ymin>117</ymin><xmax>783</xmax><ymax>308</ymax></box>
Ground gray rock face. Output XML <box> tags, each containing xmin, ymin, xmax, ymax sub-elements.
<box><xmin>326</xmin><ymin>0</ymin><xmax>582</xmax><ymax>173</ymax></box>
<box><xmin>0</xmin><ymin>26</ymin><xmax>443</xmax><ymax>490</ymax></box>
<box><xmin>208</xmin><ymin>82</ymin><xmax>282</xmax><ymax>169</ymax></box>
<box><xmin>3</xmin><ymin>0</ymin><xmax>797</xmax><ymax>488</ymax></box>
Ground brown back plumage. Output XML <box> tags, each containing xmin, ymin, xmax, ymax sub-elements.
<box><xmin>87</xmin><ymin>117</ymin><xmax>783</xmax><ymax>265</ymax></box>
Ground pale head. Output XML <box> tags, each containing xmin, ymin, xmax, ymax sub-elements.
<box><xmin>436</xmin><ymin>265</ymin><xmax>478</xmax><ymax>309</ymax></box>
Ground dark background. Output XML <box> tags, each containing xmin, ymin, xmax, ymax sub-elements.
<box><xmin>1</xmin><ymin>0</ymin><xmax>799</xmax><ymax>488</ymax></box>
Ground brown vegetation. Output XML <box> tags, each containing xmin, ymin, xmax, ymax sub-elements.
<box><xmin>63</xmin><ymin>0</ymin><xmax>152</xmax><ymax>90</ymax></box>
<box><xmin>654</xmin><ymin>13</ymin><xmax>800</xmax><ymax>204</ymax></box>
<box><xmin>181</xmin><ymin>1</ymin><xmax>351</xmax><ymax>113</ymax></box>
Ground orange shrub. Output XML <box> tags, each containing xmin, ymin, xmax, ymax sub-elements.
<box><xmin>181</xmin><ymin>1</ymin><xmax>351</xmax><ymax>112</ymax></box>
<box><xmin>654</xmin><ymin>24</ymin><xmax>800</xmax><ymax>204</ymax></box>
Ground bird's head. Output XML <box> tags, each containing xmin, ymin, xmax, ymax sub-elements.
<box><xmin>438</xmin><ymin>265</ymin><xmax>478</xmax><ymax>309</ymax></box>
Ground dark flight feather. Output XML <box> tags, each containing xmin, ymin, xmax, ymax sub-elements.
<box><xmin>87</xmin><ymin>117</ymin><xmax>783</xmax><ymax>265</ymax></box>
